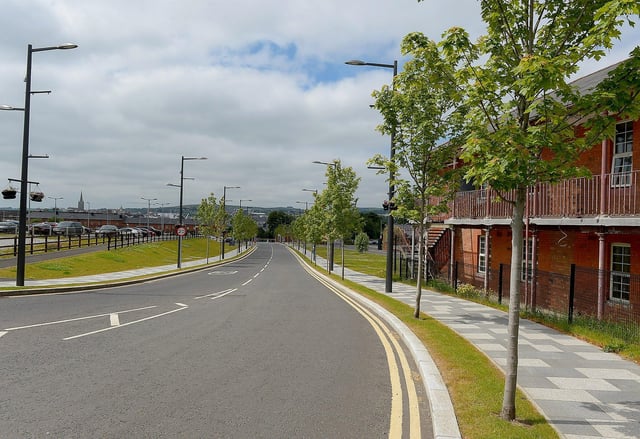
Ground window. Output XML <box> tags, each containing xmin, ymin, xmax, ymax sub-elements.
<box><xmin>611</xmin><ymin>121</ymin><xmax>633</xmax><ymax>187</ymax></box>
<box><xmin>521</xmin><ymin>237</ymin><xmax>533</xmax><ymax>282</ymax></box>
<box><xmin>478</xmin><ymin>235</ymin><xmax>486</xmax><ymax>274</ymax></box>
<box><xmin>611</xmin><ymin>244</ymin><xmax>631</xmax><ymax>302</ymax></box>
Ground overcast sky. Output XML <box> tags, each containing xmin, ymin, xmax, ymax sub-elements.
<box><xmin>0</xmin><ymin>1</ymin><xmax>638</xmax><ymax>211</ymax></box>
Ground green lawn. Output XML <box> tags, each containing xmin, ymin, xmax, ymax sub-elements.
<box><xmin>0</xmin><ymin>238</ymin><xmax>235</xmax><ymax>281</ymax></box>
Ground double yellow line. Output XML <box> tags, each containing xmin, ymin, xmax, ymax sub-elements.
<box><xmin>294</xmin><ymin>251</ymin><xmax>422</xmax><ymax>439</ymax></box>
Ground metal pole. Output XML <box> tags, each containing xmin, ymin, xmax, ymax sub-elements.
<box><xmin>177</xmin><ymin>156</ymin><xmax>184</xmax><ymax>268</ymax></box>
<box><xmin>385</xmin><ymin>60</ymin><xmax>398</xmax><ymax>293</ymax></box>
<box><xmin>16</xmin><ymin>45</ymin><xmax>33</xmax><ymax>286</ymax></box>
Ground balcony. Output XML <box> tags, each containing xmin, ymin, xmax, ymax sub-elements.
<box><xmin>435</xmin><ymin>171</ymin><xmax>640</xmax><ymax>223</ymax></box>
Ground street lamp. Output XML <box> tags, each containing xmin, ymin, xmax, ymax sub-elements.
<box><xmin>168</xmin><ymin>155</ymin><xmax>207</xmax><ymax>268</ymax></box>
<box><xmin>221</xmin><ymin>185</ymin><xmax>240</xmax><ymax>259</ymax></box>
<box><xmin>48</xmin><ymin>196</ymin><xmax>63</xmax><ymax>222</ymax></box>
<box><xmin>346</xmin><ymin>58</ymin><xmax>397</xmax><ymax>293</ymax></box>
<box><xmin>141</xmin><ymin>197</ymin><xmax>158</xmax><ymax>234</ymax></box>
<box><xmin>239</xmin><ymin>199</ymin><xmax>252</xmax><ymax>212</ymax></box>
<box><xmin>154</xmin><ymin>201</ymin><xmax>171</xmax><ymax>233</ymax></box>
<box><xmin>13</xmin><ymin>43</ymin><xmax>77</xmax><ymax>286</ymax></box>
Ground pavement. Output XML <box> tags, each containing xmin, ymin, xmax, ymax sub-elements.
<box><xmin>2</xmin><ymin>244</ymin><xmax>640</xmax><ymax>438</ymax></box>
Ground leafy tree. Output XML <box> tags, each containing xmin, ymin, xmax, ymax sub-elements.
<box><xmin>370</xmin><ymin>31</ymin><xmax>464</xmax><ymax>319</ymax></box>
<box><xmin>354</xmin><ymin>232</ymin><xmax>369</xmax><ymax>253</ymax></box>
<box><xmin>429</xmin><ymin>0</ymin><xmax>640</xmax><ymax>421</ymax></box>
<box><xmin>266</xmin><ymin>210</ymin><xmax>294</xmax><ymax>239</ymax></box>
<box><xmin>315</xmin><ymin>160</ymin><xmax>362</xmax><ymax>277</ymax></box>
<box><xmin>231</xmin><ymin>208</ymin><xmax>258</xmax><ymax>251</ymax></box>
<box><xmin>361</xmin><ymin>211</ymin><xmax>383</xmax><ymax>242</ymax></box>
<box><xmin>196</xmin><ymin>193</ymin><xmax>225</xmax><ymax>238</ymax></box>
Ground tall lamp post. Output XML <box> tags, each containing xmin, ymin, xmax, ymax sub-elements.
<box><xmin>221</xmin><ymin>185</ymin><xmax>240</xmax><ymax>259</ymax></box>
<box><xmin>13</xmin><ymin>43</ymin><xmax>78</xmax><ymax>286</ymax></box>
<box><xmin>141</xmin><ymin>197</ymin><xmax>158</xmax><ymax>234</ymax></box>
<box><xmin>168</xmin><ymin>156</ymin><xmax>207</xmax><ymax>268</ymax></box>
<box><xmin>346</xmin><ymin>58</ymin><xmax>397</xmax><ymax>293</ymax></box>
<box><xmin>48</xmin><ymin>196</ymin><xmax>63</xmax><ymax>222</ymax></box>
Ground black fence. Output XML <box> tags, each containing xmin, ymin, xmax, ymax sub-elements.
<box><xmin>0</xmin><ymin>232</ymin><xmax>180</xmax><ymax>259</ymax></box>
<box><xmin>450</xmin><ymin>260</ymin><xmax>640</xmax><ymax>341</ymax></box>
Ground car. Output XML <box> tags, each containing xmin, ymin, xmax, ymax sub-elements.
<box><xmin>119</xmin><ymin>227</ymin><xmax>141</xmax><ymax>236</ymax></box>
<box><xmin>148</xmin><ymin>226</ymin><xmax>162</xmax><ymax>236</ymax></box>
<box><xmin>96</xmin><ymin>224</ymin><xmax>119</xmax><ymax>237</ymax></box>
<box><xmin>31</xmin><ymin>222</ymin><xmax>57</xmax><ymax>235</ymax></box>
<box><xmin>52</xmin><ymin>221</ymin><xmax>84</xmax><ymax>236</ymax></box>
<box><xmin>0</xmin><ymin>221</ymin><xmax>18</xmax><ymax>234</ymax></box>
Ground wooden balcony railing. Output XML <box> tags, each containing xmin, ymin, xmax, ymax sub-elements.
<box><xmin>431</xmin><ymin>171</ymin><xmax>640</xmax><ymax>221</ymax></box>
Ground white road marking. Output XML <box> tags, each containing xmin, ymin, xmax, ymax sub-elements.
<box><xmin>208</xmin><ymin>270</ymin><xmax>238</xmax><ymax>276</ymax></box>
<box><xmin>175</xmin><ymin>303</ymin><xmax>187</xmax><ymax>307</ymax></box>
<box><xmin>242</xmin><ymin>279</ymin><xmax>252</xmax><ymax>286</ymax></box>
<box><xmin>64</xmin><ymin>304</ymin><xmax>188</xmax><ymax>340</ymax></box>
<box><xmin>253</xmin><ymin>273</ymin><xmax>260</xmax><ymax>278</ymax></box>
<box><xmin>4</xmin><ymin>305</ymin><xmax>157</xmax><ymax>331</ymax></box>
<box><xmin>195</xmin><ymin>289</ymin><xmax>234</xmax><ymax>300</ymax></box>
<box><xmin>210</xmin><ymin>288</ymin><xmax>237</xmax><ymax>300</ymax></box>
<box><xmin>0</xmin><ymin>331</ymin><xmax>7</xmax><ymax>338</ymax></box>
<box><xmin>109</xmin><ymin>313</ymin><xmax>120</xmax><ymax>326</ymax></box>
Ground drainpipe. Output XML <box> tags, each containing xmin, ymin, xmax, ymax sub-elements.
<box><xmin>483</xmin><ymin>226</ymin><xmax>490</xmax><ymax>292</ymax></box>
<box><xmin>449</xmin><ymin>227</ymin><xmax>455</xmax><ymax>285</ymax></box>
<box><xmin>597</xmin><ymin>230</ymin><xmax>606</xmax><ymax>320</ymax></box>
<box><xmin>600</xmin><ymin>132</ymin><xmax>608</xmax><ymax>215</ymax></box>
<box><xmin>531</xmin><ymin>229</ymin><xmax>538</xmax><ymax>311</ymax></box>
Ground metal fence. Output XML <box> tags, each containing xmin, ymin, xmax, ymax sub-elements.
<box><xmin>0</xmin><ymin>232</ymin><xmax>179</xmax><ymax>259</ymax></box>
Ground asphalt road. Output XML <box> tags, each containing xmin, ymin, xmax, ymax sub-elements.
<box><xmin>0</xmin><ymin>243</ymin><xmax>431</xmax><ymax>438</ymax></box>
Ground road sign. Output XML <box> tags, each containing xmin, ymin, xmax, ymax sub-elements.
<box><xmin>176</xmin><ymin>226</ymin><xmax>186</xmax><ymax>236</ymax></box>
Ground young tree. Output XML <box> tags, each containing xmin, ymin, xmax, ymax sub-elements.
<box><xmin>369</xmin><ymin>32</ymin><xmax>464</xmax><ymax>319</ymax></box>
<box><xmin>429</xmin><ymin>0</ymin><xmax>640</xmax><ymax>421</ymax></box>
<box><xmin>231</xmin><ymin>208</ymin><xmax>258</xmax><ymax>251</ymax></box>
<box><xmin>196</xmin><ymin>193</ymin><xmax>224</xmax><ymax>238</ymax></box>
<box><xmin>315</xmin><ymin>160</ymin><xmax>362</xmax><ymax>277</ymax></box>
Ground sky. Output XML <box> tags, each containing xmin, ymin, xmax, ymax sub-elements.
<box><xmin>0</xmin><ymin>0</ymin><xmax>638</xmax><ymax>212</ymax></box>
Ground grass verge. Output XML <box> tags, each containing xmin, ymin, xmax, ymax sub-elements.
<box><xmin>0</xmin><ymin>238</ymin><xmax>237</xmax><ymax>282</ymax></box>
<box><xmin>316</xmin><ymin>266</ymin><xmax>559</xmax><ymax>438</ymax></box>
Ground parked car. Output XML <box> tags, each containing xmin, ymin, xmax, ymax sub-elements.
<box><xmin>53</xmin><ymin>221</ymin><xmax>84</xmax><ymax>236</ymax></box>
<box><xmin>31</xmin><ymin>222</ymin><xmax>57</xmax><ymax>235</ymax></box>
<box><xmin>148</xmin><ymin>226</ymin><xmax>162</xmax><ymax>236</ymax></box>
<box><xmin>0</xmin><ymin>221</ymin><xmax>18</xmax><ymax>234</ymax></box>
<box><xmin>119</xmin><ymin>227</ymin><xmax>141</xmax><ymax>236</ymax></box>
<box><xmin>96</xmin><ymin>224</ymin><xmax>119</xmax><ymax>237</ymax></box>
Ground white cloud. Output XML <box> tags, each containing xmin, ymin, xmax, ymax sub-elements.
<box><xmin>0</xmin><ymin>0</ymin><xmax>637</xmax><ymax>210</ymax></box>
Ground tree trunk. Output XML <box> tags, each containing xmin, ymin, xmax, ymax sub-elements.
<box><xmin>500</xmin><ymin>187</ymin><xmax>526</xmax><ymax>421</ymax></box>
<box><xmin>414</xmin><ymin>221</ymin><xmax>425</xmax><ymax>318</ymax></box>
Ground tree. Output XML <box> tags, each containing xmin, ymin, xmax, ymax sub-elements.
<box><xmin>370</xmin><ymin>32</ymin><xmax>464</xmax><ymax>319</ymax></box>
<box><xmin>231</xmin><ymin>208</ymin><xmax>258</xmax><ymax>251</ymax></box>
<box><xmin>196</xmin><ymin>193</ymin><xmax>225</xmax><ymax>239</ymax></box>
<box><xmin>266</xmin><ymin>210</ymin><xmax>294</xmax><ymax>239</ymax></box>
<box><xmin>315</xmin><ymin>160</ymin><xmax>362</xmax><ymax>278</ymax></box>
<box><xmin>429</xmin><ymin>0</ymin><xmax>640</xmax><ymax>421</ymax></box>
<box><xmin>354</xmin><ymin>232</ymin><xmax>369</xmax><ymax>253</ymax></box>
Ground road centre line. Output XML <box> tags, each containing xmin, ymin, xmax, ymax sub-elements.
<box><xmin>4</xmin><ymin>305</ymin><xmax>157</xmax><ymax>331</ymax></box>
<box><xmin>242</xmin><ymin>279</ymin><xmax>252</xmax><ymax>286</ymax></box>
<box><xmin>64</xmin><ymin>304</ymin><xmax>188</xmax><ymax>341</ymax></box>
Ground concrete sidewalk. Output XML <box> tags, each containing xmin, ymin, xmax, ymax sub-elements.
<box><xmin>307</xmin><ymin>250</ymin><xmax>640</xmax><ymax>439</ymax></box>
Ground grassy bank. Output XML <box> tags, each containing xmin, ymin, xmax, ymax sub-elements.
<box><xmin>0</xmin><ymin>238</ymin><xmax>236</xmax><ymax>281</ymax></box>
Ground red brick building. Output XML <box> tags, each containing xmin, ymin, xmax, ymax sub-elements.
<box><xmin>427</xmin><ymin>61</ymin><xmax>640</xmax><ymax>324</ymax></box>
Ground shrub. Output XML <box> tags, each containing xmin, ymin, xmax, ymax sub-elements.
<box><xmin>354</xmin><ymin>232</ymin><xmax>369</xmax><ymax>253</ymax></box>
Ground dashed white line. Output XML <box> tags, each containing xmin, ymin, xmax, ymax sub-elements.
<box><xmin>242</xmin><ymin>279</ymin><xmax>253</xmax><ymax>286</ymax></box>
<box><xmin>0</xmin><ymin>331</ymin><xmax>7</xmax><ymax>339</ymax></box>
